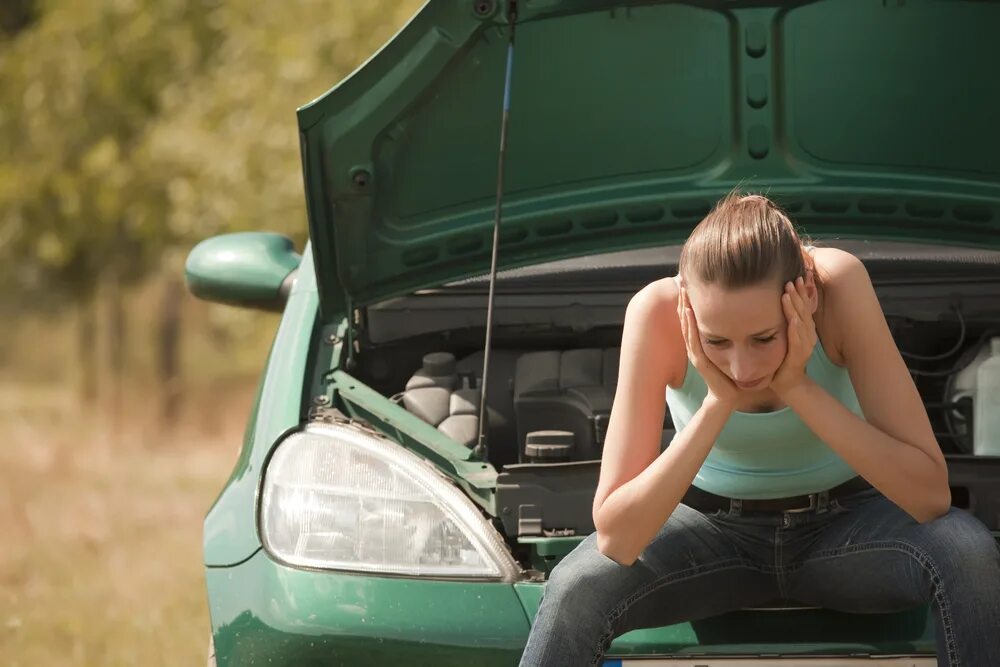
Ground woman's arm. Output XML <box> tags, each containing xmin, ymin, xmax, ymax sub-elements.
<box><xmin>595</xmin><ymin>396</ymin><xmax>732</xmax><ymax>566</ymax></box>
<box><xmin>776</xmin><ymin>252</ymin><xmax>951</xmax><ymax>524</ymax></box>
<box><xmin>592</xmin><ymin>283</ymin><xmax>734</xmax><ymax>567</ymax></box>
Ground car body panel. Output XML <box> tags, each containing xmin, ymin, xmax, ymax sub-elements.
<box><xmin>202</xmin><ymin>246</ymin><xmax>320</xmax><ymax>567</ymax></box>
<box><xmin>298</xmin><ymin>0</ymin><xmax>1000</xmax><ymax>317</ymax></box>
<box><xmin>205</xmin><ymin>550</ymin><xmax>937</xmax><ymax>666</ymax></box>
<box><xmin>206</xmin><ymin>550</ymin><xmax>531</xmax><ymax>666</ymax></box>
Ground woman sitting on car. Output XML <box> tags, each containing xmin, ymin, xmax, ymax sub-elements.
<box><xmin>519</xmin><ymin>191</ymin><xmax>1000</xmax><ymax>667</ymax></box>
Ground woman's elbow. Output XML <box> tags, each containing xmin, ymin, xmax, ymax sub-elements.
<box><xmin>917</xmin><ymin>482</ymin><xmax>953</xmax><ymax>524</ymax></box>
<box><xmin>596</xmin><ymin>530</ymin><xmax>637</xmax><ymax>567</ymax></box>
<box><xmin>918</xmin><ymin>495</ymin><xmax>953</xmax><ymax>524</ymax></box>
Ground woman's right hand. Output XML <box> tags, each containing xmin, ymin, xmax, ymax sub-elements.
<box><xmin>678</xmin><ymin>284</ymin><xmax>740</xmax><ymax>411</ymax></box>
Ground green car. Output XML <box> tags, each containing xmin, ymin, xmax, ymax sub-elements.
<box><xmin>188</xmin><ymin>1</ymin><xmax>1000</xmax><ymax>664</ymax></box>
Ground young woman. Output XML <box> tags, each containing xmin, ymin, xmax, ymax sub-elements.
<box><xmin>518</xmin><ymin>192</ymin><xmax>1000</xmax><ymax>667</ymax></box>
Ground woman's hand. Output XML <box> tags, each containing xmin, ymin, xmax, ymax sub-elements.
<box><xmin>771</xmin><ymin>275</ymin><xmax>817</xmax><ymax>397</ymax></box>
<box><xmin>678</xmin><ymin>285</ymin><xmax>740</xmax><ymax>410</ymax></box>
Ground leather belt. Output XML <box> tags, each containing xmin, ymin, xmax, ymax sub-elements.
<box><xmin>682</xmin><ymin>475</ymin><xmax>873</xmax><ymax>515</ymax></box>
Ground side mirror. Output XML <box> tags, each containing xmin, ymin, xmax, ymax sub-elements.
<box><xmin>185</xmin><ymin>232</ymin><xmax>301</xmax><ymax>311</ymax></box>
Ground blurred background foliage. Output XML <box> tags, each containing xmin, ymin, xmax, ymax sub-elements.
<box><xmin>0</xmin><ymin>2</ymin><xmax>424</xmax><ymax>663</ymax></box>
<box><xmin>0</xmin><ymin>0</ymin><xmax>424</xmax><ymax>428</ymax></box>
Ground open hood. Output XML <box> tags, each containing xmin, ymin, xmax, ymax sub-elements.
<box><xmin>298</xmin><ymin>0</ymin><xmax>1000</xmax><ymax>318</ymax></box>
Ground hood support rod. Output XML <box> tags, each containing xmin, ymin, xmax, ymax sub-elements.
<box><xmin>473</xmin><ymin>0</ymin><xmax>518</xmax><ymax>462</ymax></box>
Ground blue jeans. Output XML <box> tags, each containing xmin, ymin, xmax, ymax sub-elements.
<box><xmin>518</xmin><ymin>484</ymin><xmax>1000</xmax><ymax>666</ymax></box>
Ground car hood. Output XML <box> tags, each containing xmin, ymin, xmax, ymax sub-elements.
<box><xmin>298</xmin><ymin>0</ymin><xmax>1000</xmax><ymax>318</ymax></box>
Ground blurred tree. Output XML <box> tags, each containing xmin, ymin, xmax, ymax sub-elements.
<box><xmin>0</xmin><ymin>0</ymin><xmax>37</xmax><ymax>39</ymax></box>
<box><xmin>0</xmin><ymin>0</ymin><xmax>221</xmax><ymax>304</ymax></box>
<box><xmin>0</xmin><ymin>0</ymin><xmax>223</xmax><ymax>431</ymax></box>
<box><xmin>0</xmin><ymin>0</ymin><xmax>424</xmax><ymax>427</ymax></box>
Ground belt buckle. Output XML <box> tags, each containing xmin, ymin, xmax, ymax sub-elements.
<box><xmin>783</xmin><ymin>493</ymin><xmax>818</xmax><ymax>514</ymax></box>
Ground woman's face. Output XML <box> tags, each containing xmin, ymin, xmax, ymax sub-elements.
<box><xmin>685</xmin><ymin>278</ymin><xmax>796</xmax><ymax>392</ymax></box>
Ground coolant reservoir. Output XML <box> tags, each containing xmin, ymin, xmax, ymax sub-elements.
<box><xmin>974</xmin><ymin>337</ymin><xmax>1000</xmax><ymax>456</ymax></box>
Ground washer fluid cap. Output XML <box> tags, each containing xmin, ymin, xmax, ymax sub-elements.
<box><xmin>524</xmin><ymin>430</ymin><xmax>575</xmax><ymax>460</ymax></box>
<box><xmin>422</xmin><ymin>351</ymin><xmax>456</xmax><ymax>377</ymax></box>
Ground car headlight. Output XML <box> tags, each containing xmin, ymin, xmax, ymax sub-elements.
<box><xmin>260</xmin><ymin>422</ymin><xmax>520</xmax><ymax>580</ymax></box>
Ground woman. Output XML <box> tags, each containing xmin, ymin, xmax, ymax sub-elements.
<box><xmin>518</xmin><ymin>192</ymin><xmax>1000</xmax><ymax>667</ymax></box>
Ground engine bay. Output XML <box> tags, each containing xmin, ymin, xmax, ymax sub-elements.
<box><xmin>346</xmin><ymin>243</ymin><xmax>1000</xmax><ymax>540</ymax></box>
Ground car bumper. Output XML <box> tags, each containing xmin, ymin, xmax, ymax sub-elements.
<box><xmin>205</xmin><ymin>550</ymin><xmax>531</xmax><ymax>666</ymax></box>
<box><xmin>207</xmin><ymin>550</ymin><xmax>938</xmax><ymax>666</ymax></box>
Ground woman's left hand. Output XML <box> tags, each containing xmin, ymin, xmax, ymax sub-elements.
<box><xmin>771</xmin><ymin>275</ymin><xmax>817</xmax><ymax>397</ymax></box>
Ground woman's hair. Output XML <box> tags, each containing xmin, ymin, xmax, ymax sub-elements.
<box><xmin>678</xmin><ymin>190</ymin><xmax>818</xmax><ymax>291</ymax></box>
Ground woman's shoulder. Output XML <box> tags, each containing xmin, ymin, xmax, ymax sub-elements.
<box><xmin>811</xmin><ymin>246</ymin><xmax>872</xmax><ymax>307</ymax></box>
<box><xmin>624</xmin><ymin>277</ymin><xmax>686</xmax><ymax>387</ymax></box>
<box><xmin>628</xmin><ymin>276</ymin><xmax>680</xmax><ymax>327</ymax></box>
<box><xmin>810</xmin><ymin>245</ymin><xmax>864</xmax><ymax>278</ymax></box>
<box><xmin>811</xmin><ymin>246</ymin><xmax>871</xmax><ymax>366</ymax></box>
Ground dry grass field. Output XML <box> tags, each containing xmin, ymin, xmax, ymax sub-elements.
<box><xmin>0</xmin><ymin>380</ymin><xmax>253</xmax><ymax>666</ymax></box>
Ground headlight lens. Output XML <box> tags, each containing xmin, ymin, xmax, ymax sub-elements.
<box><xmin>260</xmin><ymin>422</ymin><xmax>519</xmax><ymax>579</ymax></box>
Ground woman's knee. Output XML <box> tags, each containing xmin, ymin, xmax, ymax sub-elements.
<box><xmin>908</xmin><ymin>507</ymin><xmax>1000</xmax><ymax>578</ymax></box>
<box><xmin>542</xmin><ymin>532</ymin><xmax>641</xmax><ymax>610</ymax></box>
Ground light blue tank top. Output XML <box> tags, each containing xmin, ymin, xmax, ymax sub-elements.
<box><xmin>665</xmin><ymin>275</ymin><xmax>861</xmax><ymax>499</ymax></box>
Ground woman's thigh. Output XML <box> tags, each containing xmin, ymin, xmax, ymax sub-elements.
<box><xmin>543</xmin><ymin>503</ymin><xmax>779</xmax><ymax>636</ymax></box>
<box><xmin>783</xmin><ymin>491</ymin><xmax>1000</xmax><ymax>613</ymax></box>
